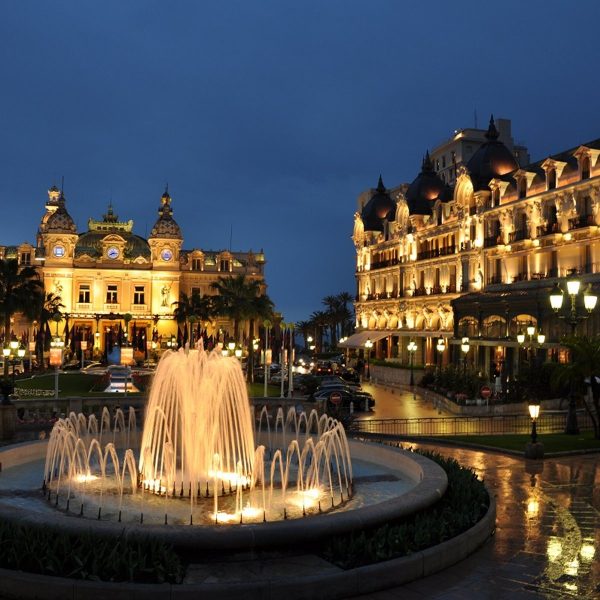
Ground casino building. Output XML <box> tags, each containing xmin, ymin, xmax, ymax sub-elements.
<box><xmin>347</xmin><ymin>117</ymin><xmax>600</xmax><ymax>378</ymax></box>
<box><xmin>3</xmin><ymin>186</ymin><xmax>266</xmax><ymax>358</ymax></box>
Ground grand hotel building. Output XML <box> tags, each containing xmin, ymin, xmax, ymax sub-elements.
<box><xmin>3</xmin><ymin>187</ymin><xmax>266</xmax><ymax>356</ymax></box>
<box><xmin>349</xmin><ymin>117</ymin><xmax>600</xmax><ymax>377</ymax></box>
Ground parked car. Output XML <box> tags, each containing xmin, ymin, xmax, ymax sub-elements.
<box><xmin>314</xmin><ymin>360</ymin><xmax>333</xmax><ymax>375</ymax></box>
<box><xmin>312</xmin><ymin>386</ymin><xmax>375</xmax><ymax>410</ymax></box>
<box><xmin>319</xmin><ymin>375</ymin><xmax>361</xmax><ymax>389</ymax></box>
<box><xmin>81</xmin><ymin>362</ymin><xmax>107</xmax><ymax>375</ymax></box>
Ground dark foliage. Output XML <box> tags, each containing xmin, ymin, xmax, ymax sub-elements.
<box><xmin>0</xmin><ymin>522</ymin><xmax>184</xmax><ymax>583</ymax></box>
<box><xmin>321</xmin><ymin>450</ymin><xmax>489</xmax><ymax>569</ymax></box>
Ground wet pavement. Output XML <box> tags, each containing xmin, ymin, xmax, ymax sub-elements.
<box><xmin>358</xmin><ymin>383</ymin><xmax>453</xmax><ymax>420</ymax></box>
<box><xmin>355</xmin><ymin>443</ymin><xmax>600</xmax><ymax>599</ymax></box>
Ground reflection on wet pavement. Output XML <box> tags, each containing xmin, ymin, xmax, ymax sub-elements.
<box><xmin>356</xmin><ymin>443</ymin><xmax>600</xmax><ymax>599</ymax></box>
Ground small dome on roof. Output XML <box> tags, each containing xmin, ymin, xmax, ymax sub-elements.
<box><xmin>361</xmin><ymin>176</ymin><xmax>396</xmax><ymax>232</ymax></box>
<box><xmin>406</xmin><ymin>152</ymin><xmax>452</xmax><ymax>215</ymax></box>
<box><xmin>45</xmin><ymin>205</ymin><xmax>77</xmax><ymax>233</ymax></box>
<box><xmin>150</xmin><ymin>187</ymin><xmax>182</xmax><ymax>239</ymax></box>
<box><xmin>466</xmin><ymin>116</ymin><xmax>520</xmax><ymax>190</ymax></box>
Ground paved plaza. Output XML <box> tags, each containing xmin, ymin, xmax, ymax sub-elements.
<box><xmin>357</xmin><ymin>443</ymin><xmax>600</xmax><ymax>599</ymax></box>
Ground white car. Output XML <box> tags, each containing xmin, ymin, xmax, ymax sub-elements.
<box><xmin>81</xmin><ymin>362</ymin><xmax>107</xmax><ymax>375</ymax></box>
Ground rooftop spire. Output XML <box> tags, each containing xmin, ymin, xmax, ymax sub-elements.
<box><xmin>422</xmin><ymin>150</ymin><xmax>434</xmax><ymax>172</ymax></box>
<box><xmin>485</xmin><ymin>114</ymin><xmax>499</xmax><ymax>141</ymax></box>
<box><xmin>376</xmin><ymin>174</ymin><xmax>385</xmax><ymax>192</ymax></box>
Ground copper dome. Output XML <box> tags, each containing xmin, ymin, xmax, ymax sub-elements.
<box><xmin>361</xmin><ymin>176</ymin><xmax>396</xmax><ymax>232</ymax></box>
<box><xmin>466</xmin><ymin>116</ymin><xmax>519</xmax><ymax>190</ymax></box>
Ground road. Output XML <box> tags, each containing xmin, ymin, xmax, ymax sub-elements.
<box><xmin>357</xmin><ymin>383</ymin><xmax>453</xmax><ymax>420</ymax></box>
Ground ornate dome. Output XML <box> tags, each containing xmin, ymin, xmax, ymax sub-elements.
<box><xmin>361</xmin><ymin>176</ymin><xmax>396</xmax><ymax>232</ymax></box>
<box><xmin>45</xmin><ymin>204</ymin><xmax>77</xmax><ymax>233</ymax></box>
<box><xmin>466</xmin><ymin>116</ymin><xmax>520</xmax><ymax>190</ymax></box>
<box><xmin>406</xmin><ymin>152</ymin><xmax>452</xmax><ymax>215</ymax></box>
<box><xmin>150</xmin><ymin>188</ymin><xmax>182</xmax><ymax>239</ymax></box>
<box><xmin>74</xmin><ymin>232</ymin><xmax>151</xmax><ymax>260</ymax></box>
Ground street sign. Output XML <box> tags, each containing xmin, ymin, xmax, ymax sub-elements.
<box><xmin>480</xmin><ymin>385</ymin><xmax>492</xmax><ymax>399</ymax></box>
<box><xmin>329</xmin><ymin>391</ymin><xmax>342</xmax><ymax>406</ymax></box>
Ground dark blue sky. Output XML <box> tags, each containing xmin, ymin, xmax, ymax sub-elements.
<box><xmin>1</xmin><ymin>1</ymin><xmax>599</xmax><ymax>322</ymax></box>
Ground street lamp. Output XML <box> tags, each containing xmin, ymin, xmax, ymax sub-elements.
<box><xmin>364</xmin><ymin>339</ymin><xmax>373</xmax><ymax>380</ymax></box>
<box><xmin>286</xmin><ymin>322</ymin><xmax>295</xmax><ymax>399</ymax></box>
<box><xmin>528</xmin><ymin>402</ymin><xmax>540</xmax><ymax>444</ymax></box>
<box><xmin>407</xmin><ymin>340</ymin><xmax>417</xmax><ymax>387</ymax></box>
<box><xmin>525</xmin><ymin>401</ymin><xmax>544</xmax><ymax>459</ymax></box>
<box><xmin>549</xmin><ymin>278</ymin><xmax>598</xmax><ymax>434</ymax></box>
<box><xmin>49</xmin><ymin>337</ymin><xmax>65</xmax><ymax>400</ymax></box>
<box><xmin>263</xmin><ymin>319</ymin><xmax>272</xmax><ymax>398</ymax></box>
<box><xmin>461</xmin><ymin>337</ymin><xmax>470</xmax><ymax>376</ymax></box>
<box><xmin>436</xmin><ymin>337</ymin><xmax>445</xmax><ymax>378</ymax></box>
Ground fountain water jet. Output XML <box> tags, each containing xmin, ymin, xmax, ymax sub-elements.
<box><xmin>43</xmin><ymin>346</ymin><xmax>353</xmax><ymax>524</ymax></box>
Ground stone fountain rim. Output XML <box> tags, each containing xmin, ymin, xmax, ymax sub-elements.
<box><xmin>0</xmin><ymin>438</ymin><xmax>448</xmax><ymax>552</ymax></box>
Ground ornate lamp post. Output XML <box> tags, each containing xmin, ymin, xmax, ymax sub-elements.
<box><xmin>407</xmin><ymin>340</ymin><xmax>417</xmax><ymax>387</ymax></box>
<box><xmin>286</xmin><ymin>322</ymin><xmax>295</xmax><ymax>398</ymax></box>
<box><xmin>49</xmin><ymin>337</ymin><xmax>65</xmax><ymax>400</ymax></box>
<box><xmin>364</xmin><ymin>339</ymin><xmax>373</xmax><ymax>380</ymax></box>
<box><xmin>460</xmin><ymin>337</ymin><xmax>470</xmax><ymax>376</ymax></box>
<box><xmin>549</xmin><ymin>278</ymin><xmax>598</xmax><ymax>434</ymax></box>
<box><xmin>436</xmin><ymin>337</ymin><xmax>446</xmax><ymax>378</ymax></box>
<box><xmin>525</xmin><ymin>401</ymin><xmax>544</xmax><ymax>459</ymax></box>
<box><xmin>263</xmin><ymin>319</ymin><xmax>272</xmax><ymax>398</ymax></box>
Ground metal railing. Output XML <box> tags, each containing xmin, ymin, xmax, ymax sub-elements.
<box><xmin>354</xmin><ymin>411</ymin><xmax>594</xmax><ymax>437</ymax></box>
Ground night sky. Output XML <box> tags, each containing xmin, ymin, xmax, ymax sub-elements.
<box><xmin>1</xmin><ymin>1</ymin><xmax>599</xmax><ymax>323</ymax></box>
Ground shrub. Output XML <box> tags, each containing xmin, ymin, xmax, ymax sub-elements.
<box><xmin>0</xmin><ymin>522</ymin><xmax>184</xmax><ymax>583</ymax></box>
<box><xmin>321</xmin><ymin>449</ymin><xmax>489</xmax><ymax>569</ymax></box>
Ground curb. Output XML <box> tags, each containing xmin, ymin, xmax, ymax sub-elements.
<box><xmin>0</xmin><ymin>493</ymin><xmax>496</xmax><ymax>600</ymax></box>
<box><xmin>354</xmin><ymin>432</ymin><xmax>600</xmax><ymax>458</ymax></box>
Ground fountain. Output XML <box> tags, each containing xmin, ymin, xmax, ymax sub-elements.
<box><xmin>43</xmin><ymin>346</ymin><xmax>353</xmax><ymax>525</ymax></box>
<box><xmin>0</xmin><ymin>344</ymin><xmax>448</xmax><ymax>556</ymax></box>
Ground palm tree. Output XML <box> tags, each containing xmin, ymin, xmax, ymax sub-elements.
<box><xmin>552</xmin><ymin>336</ymin><xmax>600</xmax><ymax>439</ymax></box>
<box><xmin>336</xmin><ymin>291</ymin><xmax>354</xmax><ymax>338</ymax></box>
<box><xmin>36</xmin><ymin>292</ymin><xmax>65</xmax><ymax>366</ymax></box>
<box><xmin>0</xmin><ymin>259</ymin><xmax>44</xmax><ymax>379</ymax></box>
<box><xmin>173</xmin><ymin>291</ymin><xmax>216</xmax><ymax>346</ymax></box>
<box><xmin>309</xmin><ymin>310</ymin><xmax>329</xmax><ymax>353</ymax></box>
<box><xmin>211</xmin><ymin>274</ymin><xmax>273</xmax><ymax>381</ymax></box>
<box><xmin>295</xmin><ymin>320</ymin><xmax>313</xmax><ymax>349</ymax></box>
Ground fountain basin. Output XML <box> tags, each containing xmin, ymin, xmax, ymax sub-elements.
<box><xmin>0</xmin><ymin>438</ymin><xmax>446</xmax><ymax>552</ymax></box>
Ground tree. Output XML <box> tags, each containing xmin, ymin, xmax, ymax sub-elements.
<box><xmin>211</xmin><ymin>274</ymin><xmax>274</xmax><ymax>381</ymax></box>
<box><xmin>551</xmin><ymin>336</ymin><xmax>600</xmax><ymax>439</ymax></box>
<box><xmin>0</xmin><ymin>259</ymin><xmax>44</xmax><ymax>378</ymax></box>
<box><xmin>173</xmin><ymin>291</ymin><xmax>215</xmax><ymax>346</ymax></box>
<box><xmin>36</xmin><ymin>292</ymin><xmax>65</xmax><ymax>366</ymax></box>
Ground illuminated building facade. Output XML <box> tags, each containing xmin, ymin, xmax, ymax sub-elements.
<box><xmin>3</xmin><ymin>187</ymin><xmax>266</xmax><ymax>357</ymax></box>
<box><xmin>350</xmin><ymin>116</ymin><xmax>600</xmax><ymax>376</ymax></box>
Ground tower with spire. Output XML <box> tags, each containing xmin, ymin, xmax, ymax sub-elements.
<box><xmin>36</xmin><ymin>185</ymin><xmax>78</xmax><ymax>266</ymax></box>
<box><xmin>148</xmin><ymin>187</ymin><xmax>183</xmax><ymax>269</ymax></box>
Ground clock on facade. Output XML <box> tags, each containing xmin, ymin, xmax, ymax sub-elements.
<box><xmin>161</xmin><ymin>248</ymin><xmax>173</xmax><ymax>261</ymax></box>
<box><xmin>52</xmin><ymin>245</ymin><xmax>65</xmax><ymax>258</ymax></box>
<box><xmin>107</xmin><ymin>246</ymin><xmax>120</xmax><ymax>260</ymax></box>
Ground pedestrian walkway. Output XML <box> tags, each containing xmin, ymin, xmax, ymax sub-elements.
<box><xmin>355</xmin><ymin>443</ymin><xmax>600</xmax><ymax>599</ymax></box>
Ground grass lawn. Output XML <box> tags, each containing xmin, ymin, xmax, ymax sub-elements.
<box><xmin>16</xmin><ymin>374</ymin><xmax>285</xmax><ymax>399</ymax></box>
<box><xmin>15</xmin><ymin>373</ymin><xmax>143</xmax><ymax>397</ymax></box>
<box><xmin>247</xmin><ymin>383</ymin><xmax>284</xmax><ymax>398</ymax></box>
<box><xmin>442</xmin><ymin>431</ymin><xmax>600</xmax><ymax>453</ymax></box>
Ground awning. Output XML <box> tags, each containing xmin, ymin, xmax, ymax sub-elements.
<box><xmin>338</xmin><ymin>331</ymin><xmax>389</xmax><ymax>348</ymax></box>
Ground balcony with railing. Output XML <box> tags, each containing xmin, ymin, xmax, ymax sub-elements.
<box><xmin>568</xmin><ymin>214</ymin><xmax>594</xmax><ymax>230</ymax></box>
<box><xmin>509</xmin><ymin>229</ymin><xmax>527</xmax><ymax>243</ymax></box>
<box><xmin>370</xmin><ymin>257</ymin><xmax>399</xmax><ymax>270</ymax></box>
<box><xmin>537</xmin><ymin>222</ymin><xmax>558</xmax><ymax>237</ymax></box>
